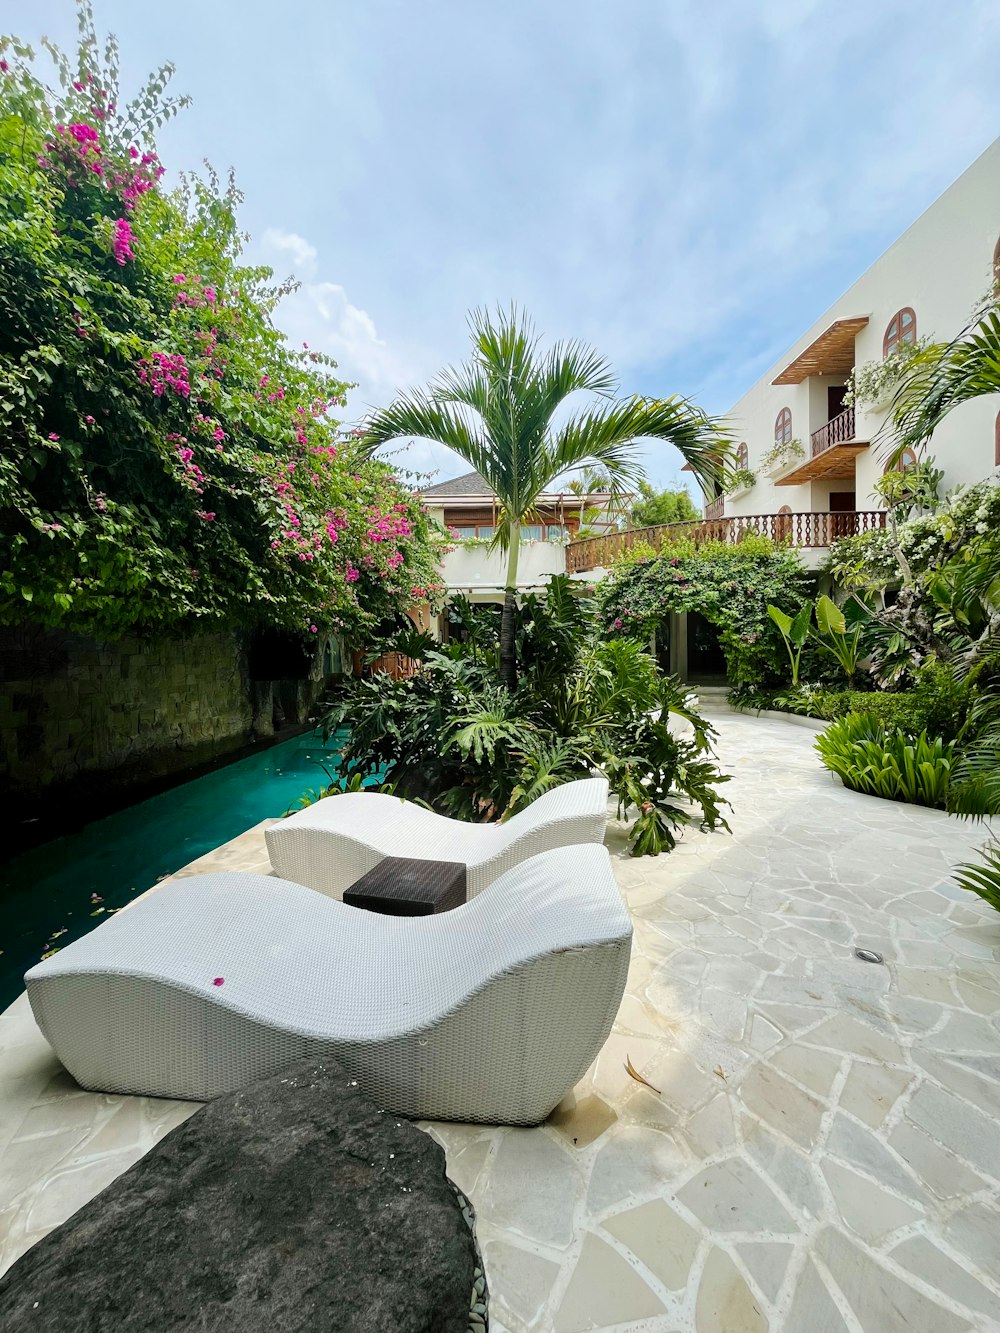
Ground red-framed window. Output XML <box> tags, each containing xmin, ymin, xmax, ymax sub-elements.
<box><xmin>884</xmin><ymin>446</ymin><xmax>918</xmax><ymax>474</ymax></box>
<box><xmin>774</xmin><ymin>408</ymin><xmax>792</xmax><ymax>446</ymax></box>
<box><xmin>883</xmin><ymin>308</ymin><xmax>917</xmax><ymax>358</ymax></box>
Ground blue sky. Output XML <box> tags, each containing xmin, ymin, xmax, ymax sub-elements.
<box><xmin>18</xmin><ymin>1</ymin><xmax>1000</xmax><ymax>489</ymax></box>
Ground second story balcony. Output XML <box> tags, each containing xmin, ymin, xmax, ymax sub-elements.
<box><xmin>566</xmin><ymin>509</ymin><xmax>886</xmax><ymax>573</ymax></box>
<box><xmin>775</xmin><ymin>405</ymin><xmax>869</xmax><ymax>485</ymax></box>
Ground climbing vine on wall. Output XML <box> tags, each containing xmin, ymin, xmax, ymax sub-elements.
<box><xmin>598</xmin><ymin>535</ymin><xmax>815</xmax><ymax>686</ymax></box>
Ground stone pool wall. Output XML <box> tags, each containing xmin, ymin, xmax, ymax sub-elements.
<box><xmin>0</xmin><ymin>624</ymin><xmax>332</xmax><ymax>798</ymax></box>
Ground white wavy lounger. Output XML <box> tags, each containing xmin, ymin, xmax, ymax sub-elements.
<box><xmin>25</xmin><ymin>845</ymin><xmax>631</xmax><ymax>1125</ymax></box>
<box><xmin>265</xmin><ymin>776</ymin><xmax>610</xmax><ymax>901</ymax></box>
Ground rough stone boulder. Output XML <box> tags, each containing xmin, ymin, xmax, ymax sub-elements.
<box><xmin>0</xmin><ymin>1060</ymin><xmax>486</xmax><ymax>1332</ymax></box>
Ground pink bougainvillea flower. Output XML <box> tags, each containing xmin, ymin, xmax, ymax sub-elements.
<box><xmin>48</xmin><ymin>432</ymin><xmax>60</xmax><ymax>440</ymax></box>
<box><xmin>309</xmin><ymin>624</ymin><xmax>318</xmax><ymax>633</ymax></box>
<box><xmin>112</xmin><ymin>217</ymin><xmax>135</xmax><ymax>265</ymax></box>
<box><xmin>84</xmin><ymin>414</ymin><xmax>95</xmax><ymax>424</ymax></box>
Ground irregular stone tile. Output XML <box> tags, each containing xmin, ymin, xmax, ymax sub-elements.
<box><xmin>585</xmin><ymin>1126</ymin><xmax>687</xmax><ymax>1215</ymax></box>
<box><xmin>769</xmin><ymin>1042</ymin><xmax>843</xmax><ymax>1098</ymax></box>
<box><xmin>677</xmin><ymin>1156</ymin><xmax>796</xmax><ymax>1233</ymax></box>
<box><xmin>888</xmin><ymin>1121</ymin><xmax>987</xmax><ymax>1201</ymax></box>
<box><xmin>483</xmin><ymin>1239</ymin><xmax>561</xmax><ymax>1331</ymax></box>
<box><xmin>800</xmin><ymin>1014</ymin><xmax>904</xmax><ymax>1063</ymax></box>
<box><xmin>749</xmin><ymin>1015</ymin><xmax>783</xmax><ymax>1052</ymax></box>
<box><xmin>905</xmin><ymin>1083</ymin><xmax>1000</xmax><ymax>1180</ymax></box>
<box><xmin>881</xmin><ymin>992</ymin><xmax>946</xmax><ymax>1034</ymax></box>
<box><xmin>548</xmin><ymin>1094</ymin><xmax>617</xmax><ymax>1149</ymax></box>
<box><xmin>680</xmin><ymin>1093</ymin><xmax>739</xmax><ymax>1159</ymax></box>
<box><xmin>739</xmin><ymin>1065</ymin><xmax>825</xmax><ymax>1150</ymax></box>
<box><xmin>484</xmin><ymin>1130</ymin><xmax>582</xmax><ymax>1249</ymax></box>
<box><xmin>25</xmin><ymin>1152</ymin><xmax>143</xmax><ymax>1234</ymax></box>
<box><xmin>825</xmin><ymin>1115</ymin><xmax>924</xmax><ymax>1203</ymax></box>
<box><xmin>923</xmin><ymin>1011</ymin><xmax>1000</xmax><ymax>1054</ymax></box>
<box><xmin>443</xmin><ymin>1136</ymin><xmax>493</xmax><ymax>1199</ymax></box>
<box><xmin>817</xmin><ymin>1226</ymin><xmax>971</xmax><ymax>1333</ymax></box>
<box><xmin>755</xmin><ymin>1002</ymin><xmax>826</xmax><ymax>1035</ymax></box>
<box><xmin>696</xmin><ymin>1246</ymin><xmax>769</xmax><ymax>1333</ymax></box>
<box><xmin>552</xmin><ymin>1232</ymin><xmax>666</xmax><ymax>1331</ymax></box>
<box><xmin>911</xmin><ymin>1052</ymin><xmax>1000</xmax><ymax>1119</ymax></box>
<box><xmin>838</xmin><ymin>1061</ymin><xmax>913</xmax><ymax>1129</ymax></box>
<box><xmin>821</xmin><ymin>1160</ymin><xmax>922</xmax><ymax>1242</ymax></box>
<box><xmin>647</xmin><ymin>1049</ymin><xmax>720</xmax><ymax>1115</ymax></box>
<box><xmin>955</xmin><ymin>979</ymin><xmax>1000</xmax><ymax>1014</ymax></box>
<box><xmin>699</xmin><ymin>987</ymin><xmax>750</xmax><ymax>1041</ymax></box>
<box><xmin>784</xmin><ymin>1258</ymin><xmax>850</xmax><ymax>1333</ymax></box>
<box><xmin>603</xmin><ymin>1198</ymin><xmax>698</xmax><ymax>1290</ymax></box>
<box><xmin>735</xmin><ymin>1242</ymin><xmax>793</xmax><ymax>1302</ymax></box>
<box><xmin>892</xmin><ymin>1236</ymin><xmax>1000</xmax><ymax>1323</ymax></box>
<box><xmin>0</xmin><ymin>1128</ymin><xmax>94</xmax><ymax>1207</ymax></box>
<box><xmin>895</xmin><ymin>967</ymin><xmax>960</xmax><ymax>1005</ymax></box>
<box><xmin>943</xmin><ymin>1201</ymin><xmax>1000</xmax><ymax>1285</ymax></box>
<box><xmin>742</xmin><ymin>1119</ymin><xmax>824</xmax><ymax>1221</ymax></box>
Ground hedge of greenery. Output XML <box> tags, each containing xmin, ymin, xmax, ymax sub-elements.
<box><xmin>0</xmin><ymin>11</ymin><xmax>442</xmax><ymax>642</ymax></box>
<box><xmin>599</xmin><ymin>535</ymin><xmax>815</xmax><ymax>688</ymax></box>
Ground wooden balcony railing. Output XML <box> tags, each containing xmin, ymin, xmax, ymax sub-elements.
<box><xmin>704</xmin><ymin>496</ymin><xmax>724</xmax><ymax>520</ymax></box>
<box><xmin>811</xmin><ymin>405</ymin><xmax>857</xmax><ymax>456</ymax></box>
<box><xmin>565</xmin><ymin>510</ymin><xmax>886</xmax><ymax>573</ymax></box>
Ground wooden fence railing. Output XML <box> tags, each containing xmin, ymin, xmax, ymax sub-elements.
<box><xmin>565</xmin><ymin>510</ymin><xmax>886</xmax><ymax>573</ymax></box>
<box><xmin>810</xmin><ymin>405</ymin><xmax>858</xmax><ymax>455</ymax></box>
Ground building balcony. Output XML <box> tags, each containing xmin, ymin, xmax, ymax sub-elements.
<box><xmin>775</xmin><ymin>406</ymin><xmax>869</xmax><ymax>485</ymax></box>
<box><xmin>565</xmin><ymin>510</ymin><xmax>886</xmax><ymax>573</ymax></box>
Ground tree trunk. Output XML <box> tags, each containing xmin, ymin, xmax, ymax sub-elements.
<box><xmin>499</xmin><ymin>521</ymin><xmax>521</xmax><ymax>690</ymax></box>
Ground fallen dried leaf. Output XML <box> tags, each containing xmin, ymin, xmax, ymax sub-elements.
<box><xmin>713</xmin><ymin>1065</ymin><xmax>728</xmax><ymax>1081</ymax></box>
<box><xmin>625</xmin><ymin>1055</ymin><xmax>661</xmax><ymax>1095</ymax></box>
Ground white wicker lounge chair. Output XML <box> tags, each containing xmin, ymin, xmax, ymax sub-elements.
<box><xmin>24</xmin><ymin>845</ymin><xmax>631</xmax><ymax>1125</ymax></box>
<box><xmin>265</xmin><ymin>776</ymin><xmax>610</xmax><ymax>901</ymax></box>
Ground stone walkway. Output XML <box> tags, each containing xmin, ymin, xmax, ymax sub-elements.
<box><xmin>2</xmin><ymin>711</ymin><xmax>1000</xmax><ymax>1330</ymax></box>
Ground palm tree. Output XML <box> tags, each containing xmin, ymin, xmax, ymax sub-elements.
<box><xmin>361</xmin><ymin>307</ymin><xmax>727</xmax><ymax>688</ymax></box>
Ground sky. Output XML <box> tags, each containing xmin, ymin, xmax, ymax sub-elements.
<box><xmin>16</xmin><ymin>0</ymin><xmax>1000</xmax><ymax>490</ymax></box>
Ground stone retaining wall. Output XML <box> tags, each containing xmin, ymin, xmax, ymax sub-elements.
<box><xmin>0</xmin><ymin>624</ymin><xmax>329</xmax><ymax>798</ymax></box>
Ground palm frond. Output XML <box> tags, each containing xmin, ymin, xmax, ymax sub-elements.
<box><xmin>883</xmin><ymin>302</ymin><xmax>1000</xmax><ymax>463</ymax></box>
<box><xmin>551</xmin><ymin>394</ymin><xmax>728</xmax><ymax>495</ymax></box>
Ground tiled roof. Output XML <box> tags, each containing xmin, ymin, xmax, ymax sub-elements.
<box><xmin>419</xmin><ymin>471</ymin><xmax>495</xmax><ymax>497</ymax></box>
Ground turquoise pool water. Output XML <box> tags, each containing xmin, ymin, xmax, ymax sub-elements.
<box><xmin>0</xmin><ymin>729</ymin><xmax>345</xmax><ymax>1013</ymax></box>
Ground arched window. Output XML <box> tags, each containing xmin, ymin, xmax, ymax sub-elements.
<box><xmin>736</xmin><ymin>441</ymin><xmax>748</xmax><ymax>469</ymax></box>
<box><xmin>883</xmin><ymin>308</ymin><xmax>917</xmax><ymax>358</ymax></box>
<box><xmin>774</xmin><ymin>408</ymin><xmax>792</xmax><ymax>446</ymax></box>
<box><xmin>884</xmin><ymin>446</ymin><xmax>917</xmax><ymax>474</ymax></box>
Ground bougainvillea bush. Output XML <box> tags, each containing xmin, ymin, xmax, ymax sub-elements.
<box><xmin>598</xmin><ymin>535</ymin><xmax>816</xmax><ymax>689</ymax></box>
<box><xmin>0</xmin><ymin>9</ymin><xmax>442</xmax><ymax>641</ymax></box>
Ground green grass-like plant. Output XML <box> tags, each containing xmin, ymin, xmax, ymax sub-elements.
<box><xmin>815</xmin><ymin>714</ymin><xmax>954</xmax><ymax>808</ymax></box>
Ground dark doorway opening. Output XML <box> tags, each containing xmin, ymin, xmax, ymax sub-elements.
<box><xmin>687</xmin><ymin>612</ymin><xmax>727</xmax><ymax>683</ymax></box>
<box><xmin>828</xmin><ymin>385</ymin><xmax>848</xmax><ymax>420</ymax></box>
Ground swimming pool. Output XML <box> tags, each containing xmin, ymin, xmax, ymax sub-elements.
<box><xmin>0</xmin><ymin>729</ymin><xmax>346</xmax><ymax>1013</ymax></box>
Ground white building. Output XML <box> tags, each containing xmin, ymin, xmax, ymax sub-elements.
<box><xmin>711</xmin><ymin>135</ymin><xmax>1000</xmax><ymax>557</ymax></box>
<box><xmin>419</xmin><ymin>470</ymin><xmax>616</xmax><ymax>607</ymax></box>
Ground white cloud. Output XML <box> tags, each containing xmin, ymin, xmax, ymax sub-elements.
<box><xmin>260</xmin><ymin>228</ymin><xmax>318</xmax><ymax>279</ymax></box>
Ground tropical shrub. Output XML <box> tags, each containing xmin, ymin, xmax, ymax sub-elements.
<box><xmin>600</xmin><ymin>536</ymin><xmax>815</xmax><ymax>688</ymax></box>
<box><xmin>0</xmin><ymin>7</ymin><xmax>442</xmax><ymax>641</ymax></box>
<box><xmin>320</xmin><ymin>576</ymin><xmax>730</xmax><ymax>855</ymax></box>
<box><xmin>627</xmin><ymin>481</ymin><xmax>699</xmax><ymax>528</ymax></box>
<box><xmin>815</xmin><ymin>714</ymin><xmax>954</xmax><ymax>809</ymax></box>
<box><xmin>954</xmin><ymin>842</ymin><xmax>1000</xmax><ymax>915</ymax></box>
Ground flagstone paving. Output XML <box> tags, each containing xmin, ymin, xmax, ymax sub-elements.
<box><xmin>2</xmin><ymin>710</ymin><xmax>999</xmax><ymax>1330</ymax></box>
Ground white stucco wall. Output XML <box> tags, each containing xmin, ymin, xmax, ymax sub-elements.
<box><xmin>441</xmin><ymin>541</ymin><xmax>567</xmax><ymax>596</ymax></box>
<box><xmin>723</xmin><ymin>136</ymin><xmax>1000</xmax><ymax>520</ymax></box>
